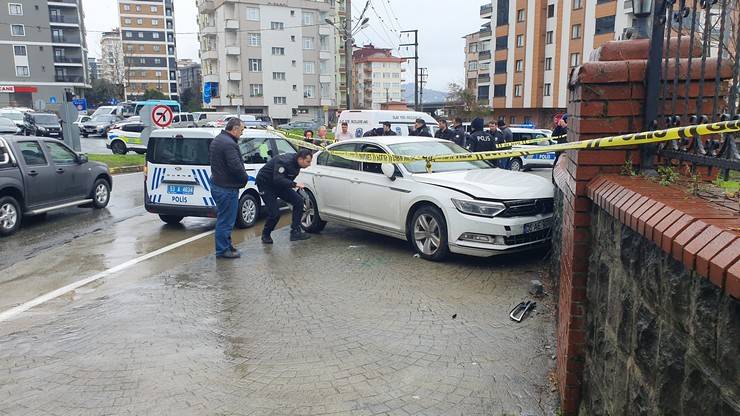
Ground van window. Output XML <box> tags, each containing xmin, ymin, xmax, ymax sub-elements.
<box><xmin>148</xmin><ymin>137</ymin><xmax>211</xmax><ymax>166</ymax></box>
<box><xmin>198</xmin><ymin>114</ymin><xmax>207</xmax><ymax>120</ymax></box>
<box><xmin>187</xmin><ymin>114</ymin><xmax>194</xmax><ymax>122</ymax></box>
<box><xmin>122</xmin><ymin>124</ymin><xmax>145</xmax><ymax>133</ymax></box>
<box><xmin>173</xmin><ymin>115</ymin><xmax>180</xmax><ymax>123</ymax></box>
<box><xmin>240</xmin><ymin>137</ymin><xmax>272</xmax><ymax>164</ymax></box>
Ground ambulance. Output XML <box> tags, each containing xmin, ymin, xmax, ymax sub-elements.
<box><xmin>336</xmin><ymin>110</ymin><xmax>439</xmax><ymax>138</ymax></box>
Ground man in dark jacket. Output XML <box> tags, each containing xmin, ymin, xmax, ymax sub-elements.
<box><xmin>256</xmin><ymin>149</ymin><xmax>314</xmax><ymax>244</ymax></box>
<box><xmin>467</xmin><ymin>117</ymin><xmax>494</xmax><ymax>153</ymax></box>
<box><xmin>552</xmin><ymin>114</ymin><xmax>568</xmax><ymax>143</ymax></box>
<box><xmin>409</xmin><ymin>118</ymin><xmax>432</xmax><ymax>137</ymax></box>
<box><xmin>434</xmin><ymin>119</ymin><xmax>456</xmax><ymax>141</ymax></box>
<box><xmin>363</xmin><ymin>121</ymin><xmax>397</xmax><ymax>137</ymax></box>
<box><xmin>209</xmin><ymin>118</ymin><xmax>249</xmax><ymax>259</ymax></box>
<box><xmin>451</xmin><ymin>117</ymin><xmax>468</xmax><ymax>148</ymax></box>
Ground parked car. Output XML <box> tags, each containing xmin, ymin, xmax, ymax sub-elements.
<box><xmin>109</xmin><ymin>115</ymin><xmax>140</xmax><ymax>131</ymax></box>
<box><xmin>0</xmin><ymin>117</ymin><xmax>20</xmax><ymax>134</ymax></box>
<box><xmin>206</xmin><ymin>115</ymin><xmax>268</xmax><ymax>129</ymax></box>
<box><xmin>171</xmin><ymin>112</ymin><xmax>196</xmax><ymax>128</ymax></box>
<box><xmin>74</xmin><ymin>114</ymin><xmax>92</xmax><ymax>131</ymax></box>
<box><xmin>106</xmin><ymin>121</ymin><xmax>148</xmax><ymax>155</ymax></box>
<box><xmin>0</xmin><ymin>110</ymin><xmax>25</xmax><ymax>131</ymax></box>
<box><xmin>277</xmin><ymin>120</ymin><xmax>321</xmax><ymax>131</ymax></box>
<box><xmin>23</xmin><ymin>112</ymin><xmax>62</xmax><ymax>138</ymax></box>
<box><xmin>81</xmin><ymin>114</ymin><xmax>121</xmax><ymax>137</ymax></box>
<box><xmin>508</xmin><ymin>127</ymin><xmax>556</xmax><ymax>172</ymax></box>
<box><xmin>0</xmin><ymin>136</ymin><xmax>112</xmax><ymax>236</ymax></box>
<box><xmin>193</xmin><ymin>112</ymin><xmax>230</xmax><ymax>127</ymax></box>
<box><xmin>296</xmin><ymin>136</ymin><xmax>554</xmax><ymax>261</ymax></box>
<box><xmin>144</xmin><ymin>128</ymin><xmax>296</xmax><ymax>226</ymax></box>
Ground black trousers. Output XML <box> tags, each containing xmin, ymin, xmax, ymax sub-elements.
<box><xmin>259</xmin><ymin>184</ymin><xmax>304</xmax><ymax>235</ymax></box>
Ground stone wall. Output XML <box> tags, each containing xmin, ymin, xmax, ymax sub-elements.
<box><xmin>580</xmin><ymin>205</ymin><xmax>740</xmax><ymax>415</ymax></box>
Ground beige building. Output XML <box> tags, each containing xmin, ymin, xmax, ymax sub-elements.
<box><xmin>469</xmin><ymin>0</ymin><xmax>637</xmax><ymax>127</ymax></box>
<box><xmin>118</xmin><ymin>0</ymin><xmax>179</xmax><ymax>100</ymax></box>
<box><xmin>352</xmin><ymin>45</ymin><xmax>405</xmax><ymax>110</ymax></box>
<box><xmin>99</xmin><ymin>29</ymin><xmax>124</xmax><ymax>85</ymax></box>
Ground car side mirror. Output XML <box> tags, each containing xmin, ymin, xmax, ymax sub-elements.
<box><xmin>76</xmin><ymin>153</ymin><xmax>88</xmax><ymax>164</ymax></box>
<box><xmin>381</xmin><ymin>163</ymin><xmax>396</xmax><ymax>181</ymax></box>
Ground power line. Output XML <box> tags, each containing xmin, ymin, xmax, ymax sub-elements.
<box><xmin>383</xmin><ymin>0</ymin><xmax>403</xmax><ymax>32</ymax></box>
<box><xmin>365</xmin><ymin>1</ymin><xmax>397</xmax><ymax>47</ymax></box>
<box><xmin>0</xmin><ymin>20</ymin><xmax>334</xmax><ymax>35</ymax></box>
<box><xmin>378</xmin><ymin>0</ymin><xmax>401</xmax><ymax>32</ymax></box>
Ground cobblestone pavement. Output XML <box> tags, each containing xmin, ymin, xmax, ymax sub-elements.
<box><xmin>0</xmin><ymin>224</ymin><xmax>558</xmax><ymax>415</ymax></box>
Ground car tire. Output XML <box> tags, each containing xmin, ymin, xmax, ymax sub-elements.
<box><xmin>510</xmin><ymin>158</ymin><xmax>523</xmax><ymax>172</ymax></box>
<box><xmin>91</xmin><ymin>178</ymin><xmax>110</xmax><ymax>209</ymax></box>
<box><xmin>110</xmin><ymin>140</ymin><xmax>128</xmax><ymax>155</ymax></box>
<box><xmin>134</xmin><ymin>149</ymin><xmax>146</xmax><ymax>155</ymax></box>
<box><xmin>159</xmin><ymin>215</ymin><xmax>183</xmax><ymax>225</ymax></box>
<box><xmin>82</xmin><ymin>133</ymin><xmax>88</xmax><ymax>138</ymax></box>
<box><xmin>0</xmin><ymin>196</ymin><xmax>22</xmax><ymax>237</ymax></box>
<box><xmin>410</xmin><ymin>206</ymin><xmax>449</xmax><ymax>261</ymax></box>
<box><xmin>236</xmin><ymin>193</ymin><xmax>260</xmax><ymax>229</ymax></box>
<box><xmin>300</xmin><ymin>189</ymin><xmax>326</xmax><ymax>233</ymax></box>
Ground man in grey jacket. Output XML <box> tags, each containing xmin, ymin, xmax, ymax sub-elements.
<box><xmin>209</xmin><ymin>118</ymin><xmax>248</xmax><ymax>259</ymax></box>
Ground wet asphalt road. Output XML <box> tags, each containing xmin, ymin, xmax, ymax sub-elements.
<box><xmin>0</xmin><ymin>172</ymin><xmax>558</xmax><ymax>415</ymax></box>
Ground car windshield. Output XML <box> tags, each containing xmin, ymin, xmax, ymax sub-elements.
<box><xmin>33</xmin><ymin>114</ymin><xmax>59</xmax><ymax>124</ymax></box>
<box><xmin>0</xmin><ymin>112</ymin><xmax>22</xmax><ymax>121</ymax></box>
<box><xmin>148</xmin><ymin>137</ymin><xmax>211</xmax><ymax>166</ymax></box>
<box><xmin>92</xmin><ymin>115</ymin><xmax>116</xmax><ymax>122</ymax></box>
<box><xmin>388</xmin><ymin>141</ymin><xmax>494</xmax><ymax>174</ymax></box>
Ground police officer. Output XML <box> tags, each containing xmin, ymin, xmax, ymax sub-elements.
<box><xmin>467</xmin><ymin>117</ymin><xmax>494</xmax><ymax>153</ymax></box>
<box><xmin>451</xmin><ymin>117</ymin><xmax>468</xmax><ymax>148</ymax></box>
<box><xmin>409</xmin><ymin>118</ymin><xmax>432</xmax><ymax>137</ymax></box>
<box><xmin>363</xmin><ymin>121</ymin><xmax>397</xmax><ymax>137</ymax></box>
<box><xmin>434</xmin><ymin>119</ymin><xmax>456</xmax><ymax>141</ymax></box>
<box><xmin>257</xmin><ymin>149</ymin><xmax>314</xmax><ymax>244</ymax></box>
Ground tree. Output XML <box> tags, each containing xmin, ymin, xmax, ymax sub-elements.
<box><xmin>85</xmin><ymin>79</ymin><xmax>120</xmax><ymax>107</ymax></box>
<box><xmin>143</xmin><ymin>89</ymin><xmax>167</xmax><ymax>100</ymax></box>
<box><xmin>180</xmin><ymin>87</ymin><xmax>202</xmax><ymax>112</ymax></box>
<box><xmin>447</xmin><ymin>82</ymin><xmax>490</xmax><ymax>120</ymax></box>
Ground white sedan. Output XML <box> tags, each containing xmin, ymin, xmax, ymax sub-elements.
<box><xmin>297</xmin><ymin>137</ymin><xmax>554</xmax><ymax>261</ymax></box>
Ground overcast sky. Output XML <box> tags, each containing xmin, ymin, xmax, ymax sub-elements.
<box><xmin>82</xmin><ymin>0</ymin><xmax>481</xmax><ymax>91</ymax></box>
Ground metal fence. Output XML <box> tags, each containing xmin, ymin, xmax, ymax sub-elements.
<box><xmin>644</xmin><ymin>0</ymin><xmax>740</xmax><ymax>179</ymax></box>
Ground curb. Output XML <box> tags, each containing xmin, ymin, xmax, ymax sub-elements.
<box><xmin>109</xmin><ymin>165</ymin><xmax>144</xmax><ymax>175</ymax></box>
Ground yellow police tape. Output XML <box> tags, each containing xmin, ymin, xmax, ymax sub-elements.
<box><xmin>278</xmin><ymin>120</ymin><xmax>740</xmax><ymax>170</ymax></box>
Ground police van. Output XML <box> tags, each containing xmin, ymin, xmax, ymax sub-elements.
<box><xmin>144</xmin><ymin>128</ymin><xmax>296</xmax><ymax>227</ymax></box>
<box><xmin>336</xmin><ymin>110</ymin><xmax>439</xmax><ymax>138</ymax></box>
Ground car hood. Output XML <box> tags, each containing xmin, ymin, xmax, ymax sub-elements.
<box><xmin>411</xmin><ymin>169</ymin><xmax>554</xmax><ymax>200</ymax></box>
<box><xmin>37</xmin><ymin>123</ymin><xmax>61</xmax><ymax>128</ymax></box>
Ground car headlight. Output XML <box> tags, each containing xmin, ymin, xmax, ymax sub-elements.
<box><xmin>451</xmin><ymin>198</ymin><xmax>506</xmax><ymax>218</ymax></box>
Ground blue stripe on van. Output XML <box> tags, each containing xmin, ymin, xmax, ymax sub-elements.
<box><xmin>151</xmin><ymin>168</ymin><xmax>158</xmax><ymax>191</ymax></box>
<box><xmin>209</xmin><ymin>197</ymin><xmax>215</xmax><ymax>206</ymax></box>
<box><xmin>198</xmin><ymin>169</ymin><xmax>210</xmax><ymax>192</ymax></box>
<box><xmin>192</xmin><ymin>169</ymin><xmax>200</xmax><ymax>187</ymax></box>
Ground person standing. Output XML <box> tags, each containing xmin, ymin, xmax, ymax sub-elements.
<box><xmin>304</xmin><ymin>130</ymin><xmax>314</xmax><ymax>143</ymax></box>
<box><xmin>257</xmin><ymin>149</ymin><xmax>314</xmax><ymax>244</ymax></box>
<box><xmin>363</xmin><ymin>121</ymin><xmax>397</xmax><ymax>137</ymax></box>
<box><xmin>498</xmin><ymin>118</ymin><xmax>513</xmax><ymax>142</ymax></box>
<box><xmin>552</xmin><ymin>114</ymin><xmax>568</xmax><ymax>144</ymax></box>
<box><xmin>434</xmin><ymin>119</ymin><xmax>456</xmax><ymax>141</ymax></box>
<box><xmin>209</xmin><ymin>118</ymin><xmax>249</xmax><ymax>259</ymax></box>
<box><xmin>335</xmin><ymin>121</ymin><xmax>353</xmax><ymax>141</ymax></box>
<box><xmin>467</xmin><ymin>117</ymin><xmax>494</xmax><ymax>153</ymax></box>
<box><xmin>451</xmin><ymin>117</ymin><xmax>468</xmax><ymax>148</ymax></box>
<box><xmin>409</xmin><ymin>118</ymin><xmax>432</xmax><ymax>137</ymax></box>
<box><xmin>316</xmin><ymin>125</ymin><xmax>331</xmax><ymax>147</ymax></box>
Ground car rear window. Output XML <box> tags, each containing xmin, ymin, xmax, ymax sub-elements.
<box><xmin>148</xmin><ymin>137</ymin><xmax>211</xmax><ymax>166</ymax></box>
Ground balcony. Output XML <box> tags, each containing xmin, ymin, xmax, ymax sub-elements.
<box><xmin>227</xmin><ymin>71</ymin><xmax>241</xmax><ymax>81</ymax></box>
<box><xmin>53</xmin><ymin>56</ymin><xmax>82</xmax><ymax>64</ymax></box>
<box><xmin>481</xmin><ymin>3</ymin><xmax>493</xmax><ymax>18</ymax></box>
<box><xmin>478</xmin><ymin>74</ymin><xmax>491</xmax><ymax>83</ymax></box>
<box><xmin>49</xmin><ymin>14</ymin><xmax>79</xmax><ymax>24</ymax></box>
<box><xmin>225</xmin><ymin>19</ymin><xmax>239</xmax><ymax>30</ymax></box>
<box><xmin>201</xmin><ymin>49</ymin><xmax>218</xmax><ymax>61</ymax></box>
<box><xmin>225</xmin><ymin>46</ymin><xmax>240</xmax><ymax>55</ymax></box>
<box><xmin>47</xmin><ymin>0</ymin><xmax>78</xmax><ymax>7</ymax></box>
<box><xmin>201</xmin><ymin>25</ymin><xmax>217</xmax><ymax>36</ymax></box>
<box><xmin>479</xmin><ymin>29</ymin><xmax>492</xmax><ymax>39</ymax></box>
<box><xmin>51</xmin><ymin>35</ymin><xmax>80</xmax><ymax>45</ymax></box>
<box><xmin>478</xmin><ymin>50</ymin><xmax>491</xmax><ymax>60</ymax></box>
<box><xmin>55</xmin><ymin>75</ymin><xmax>85</xmax><ymax>83</ymax></box>
<box><xmin>197</xmin><ymin>0</ymin><xmax>215</xmax><ymax>13</ymax></box>
<box><xmin>203</xmin><ymin>73</ymin><xmax>219</xmax><ymax>83</ymax></box>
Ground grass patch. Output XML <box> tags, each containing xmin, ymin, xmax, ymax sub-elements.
<box><xmin>88</xmin><ymin>154</ymin><xmax>145</xmax><ymax>169</ymax></box>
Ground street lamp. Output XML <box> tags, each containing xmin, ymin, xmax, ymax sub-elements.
<box><xmin>325</xmin><ymin>14</ymin><xmax>370</xmax><ymax>110</ymax></box>
<box><xmin>632</xmin><ymin>0</ymin><xmax>655</xmax><ymax>38</ymax></box>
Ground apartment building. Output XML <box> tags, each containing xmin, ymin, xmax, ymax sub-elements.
<box><xmin>87</xmin><ymin>57</ymin><xmax>99</xmax><ymax>81</ymax></box>
<box><xmin>177</xmin><ymin>59</ymin><xmax>202</xmax><ymax>92</ymax></box>
<box><xmin>353</xmin><ymin>45</ymin><xmax>405</xmax><ymax>110</ymax></box>
<box><xmin>470</xmin><ymin>0</ymin><xmax>634</xmax><ymax>127</ymax></box>
<box><xmin>118</xmin><ymin>0</ymin><xmax>179</xmax><ymax>100</ymax></box>
<box><xmin>0</xmin><ymin>0</ymin><xmax>89</xmax><ymax>109</ymax></box>
<box><xmin>197</xmin><ymin>0</ymin><xmax>338</xmax><ymax>125</ymax></box>
<box><xmin>99</xmin><ymin>29</ymin><xmax>124</xmax><ymax>85</ymax></box>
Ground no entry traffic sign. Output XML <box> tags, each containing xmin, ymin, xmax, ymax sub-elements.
<box><xmin>151</xmin><ymin>105</ymin><xmax>174</xmax><ymax>128</ymax></box>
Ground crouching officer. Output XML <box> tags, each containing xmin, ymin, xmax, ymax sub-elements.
<box><xmin>257</xmin><ymin>149</ymin><xmax>314</xmax><ymax>244</ymax></box>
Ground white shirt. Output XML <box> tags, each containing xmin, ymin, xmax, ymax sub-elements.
<box><xmin>335</xmin><ymin>131</ymin><xmax>354</xmax><ymax>141</ymax></box>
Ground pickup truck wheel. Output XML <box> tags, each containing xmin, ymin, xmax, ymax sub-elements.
<box><xmin>159</xmin><ymin>215</ymin><xmax>183</xmax><ymax>225</ymax></box>
<box><xmin>0</xmin><ymin>196</ymin><xmax>21</xmax><ymax>237</ymax></box>
<box><xmin>91</xmin><ymin>179</ymin><xmax>110</xmax><ymax>209</ymax></box>
<box><xmin>110</xmin><ymin>140</ymin><xmax>127</xmax><ymax>155</ymax></box>
<box><xmin>236</xmin><ymin>193</ymin><xmax>260</xmax><ymax>229</ymax></box>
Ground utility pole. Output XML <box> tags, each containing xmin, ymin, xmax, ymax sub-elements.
<box><xmin>345</xmin><ymin>0</ymin><xmax>353</xmax><ymax>109</ymax></box>
<box><xmin>385</xmin><ymin>87</ymin><xmax>390</xmax><ymax>103</ymax></box>
<box><xmin>418</xmin><ymin>67</ymin><xmax>428</xmax><ymax>113</ymax></box>
<box><xmin>400</xmin><ymin>30</ymin><xmax>418</xmax><ymax>111</ymax></box>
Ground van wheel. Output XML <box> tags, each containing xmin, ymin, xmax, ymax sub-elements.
<box><xmin>236</xmin><ymin>193</ymin><xmax>259</xmax><ymax>229</ymax></box>
<box><xmin>510</xmin><ymin>158</ymin><xmax>523</xmax><ymax>172</ymax></box>
<box><xmin>300</xmin><ymin>189</ymin><xmax>326</xmax><ymax>233</ymax></box>
<box><xmin>159</xmin><ymin>215</ymin><xmax>183</xmax><ymax>225</ymax></box>
<box><xmin>0</xmin><ymin>196</ymin><xmax>21</xmax><ymax>237</ymax></box>
<box><xmin>91</xmin><ymin>178</ymin><xmax>110</xmax><ymax>209</ymax></box>
<box><xmin>111</xmin><ymin>140</ymin><xmax>127</xmax><ymax>155</ymax></box>
<box><xmin>410</xmin><ymin>206</ymin><xmax>449</xmax><ymax>261</ymax></box>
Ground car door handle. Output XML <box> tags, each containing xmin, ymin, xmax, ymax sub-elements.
<box><xmin>56</xmin><ymin>168</ymin><xmax>65</xmax><ymax>174</ymax></box>
<box><xmin>27</xmin><ymin>170</ymin><xmax>38</xmax><ymax>176</ymax></box>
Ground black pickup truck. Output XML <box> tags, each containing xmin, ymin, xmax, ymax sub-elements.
<box><xmin>0</xmin><ymin>136</ymin><xmax>112</xmax><ymax>236</ymax></box>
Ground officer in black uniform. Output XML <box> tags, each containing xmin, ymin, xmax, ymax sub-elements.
<box><xmin>434</xmin><ymin>119</ymin><xmax>456</xmax><ymax>141</ymax></box>
<box><xmin>256</xmin><ymin>149</ymin><xmax>314</xmax><ymax>243</ymax></box>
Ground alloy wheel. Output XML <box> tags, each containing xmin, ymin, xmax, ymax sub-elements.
<box><xmin>413</xmin><ymin>213</ymin><xmax>441</xmax><ymax>256</ymax></box>
<box><xmin>301</xmin><ymin>195</ymin><xmax>315</xmax><ymax>228</ymax></box>
<box><xmin>0</xmin><ymin>202</ymin><xmax>18</xmax><ymax>231</ymax></box>
<box><xmin>95</xmin><ymin>183</ymin><xmax>108</xmax><ymax>204</ymax></box>
<box><xmin>242</xmin><ymin>198</ymin><xmax>257</xmax><ymax>225</ymax></box>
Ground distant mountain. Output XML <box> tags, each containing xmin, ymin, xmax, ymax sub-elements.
<box><xmin>403</xmin><ymin>83</ymin><xmax>448</xmax><ymax>103</ymax></box>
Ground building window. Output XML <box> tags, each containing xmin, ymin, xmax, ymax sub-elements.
<box><xmin>304</xmin><ymin>61</ymin><xmax>315</xmax><ymax>74</ymax></box>
<box><xmin>514</xmin><ymin>84</ymin><xmax>522</xmax><ymax>97</ymax></box>
<box><xmin>8</xmin><ymin>3</ymin><xmax>22</xmax><ymax>15</ymax></box>
<box><xmin>153</xmin><ymin>45</ymin><xmax>161</xmax><ymax>52</ymax></box>
<box><xmin>478</xmin><ymin>85</ymin><xmax>490</xmax><ymax>100</ymax></box>
<box><xmin>152</xmin><ymin>19</ymin><xmax>159</xmax><ymax>25</ymax></box>
<box><xmin>155</xmin><ymin>71</ymin><xmax>162</xmax><ymax>77</ymax></box>
<box><xmin>135</xmin><ymin>5</ymin><xmax>141</xmax><ymax>11</ymax></box>
<box><xmin>271</xmin><ymin>22</ymin><xmax>284</xmax><ymax>30</ymax></box>
<box><xmin>126</xmin><ymin>45</ymin><xmax>133</xmax><ymax>51</ymax></box>
<box><xmin>320</xmin><ymin>35</ymin><xmax>329</xmax><ymax>51</ymax></box>
<box><xmin>153</xmin><ymin>32</ymin><xmax>160</xmax><ymax>39</ymax></box>
<box><xmin>496</xmin><ymin>0</ymin><xmax>509</xmax><ymax>26</ymax></box>
<box><xmin>139</xmin><ymin>45</ymin><xmax>145</xmax><ymax>51</ymax></box>
<box><xmin>138</xmin><ymin>32</ymin><xmax>144</xmax><ymax>38</ymax></box>
<box><xmin>547</xmin><ymin>4</ymin><xmax>555</xmax><ymax>18</ymax></box>
<box><xmin>494</xmin><ymin>60</ymin><xmax>507</xmax><ymax>74</ymax></box>
<box><xmin>123</xmin><ymin>4</ymin><xmax>130</xmax><ymax>11</ymax></box>
<box><xmin>246</xmin><ymin>7</ymin><xmax>259</xmax><ymax>21</ymax></box>
<box><xmin>274</xmin><ymin>97</ymin><xmax>287</xmax><ymax>105</ymax></box>
<box><xmin>273</xmin><ymin>72</ymin><xmax>286</xmax><ymax>81</ymax></box>
<box><xmin>249</xmin><ymin>84</ymin><xmax>263</xmax><ymax>97</ymax></box>
<box><xmin>493</xmin><ymin>84</ymin><xmax>506</xmax><ymax>97</ymax></box>
<box><xmin>125</xmin><ymin>31</ymin><xmax>132</xmax><ymax>38</ymax></box>
<box><xmin>249</xmin><ymin>59</ymin><xmax>262</xmax><ymax>72</ymax></box>
<box><xmin>304</xmin><ymin>85</ymin><xmax>315</xmax><ymax>98</ymax></box>
<box><xmin>570</xmin><ymin>52</ymin><xmax>581</xmax><ymax>67</ymax></box>
<box><xmin>248</xmin><ymin>33</ymin><xmax>261</xmax><ymax>46</ymax></box>
<box><xmin>469</xmin><ymin>43</ymin><xmax>478</xmax><ymax>53</ymax></box>
<box><xmin>11</xmin><ymin>24</ymin><xmax>24</xmax><ymax>37</ymax></box>
<box><xmin>272</xmin><ymin>47</ymin><xmax>285</xmax><ymax>55</ymax></box>
<box><xmin>13</xmin><ymin>45</ymin><xmax>26</xmax><ymax>56</ymax></box>
<box><xmin>495</xmin><ymin>35</ymin><xmax>507</xmax><ymax>50</ymax></box>
<box><xmin>124</xmin><ymin>18</ymin><xmax>132</xmax><ymax>25</ymax></box>
<box><xmin>303</xmin><ymin>37</ymin><xmax>314</xmax><ymax>50</ymax></box>
<box><xmin>572</xmin><ymin>24</ymin><xmax>581</xmax><ymax>39</ymax></box>
<box><xmin>320</xmin><ymin>82</ymin><xmax>331</xmax><ymax>98</ymax></box>
<box><xmin>136</xmin><ymin>18</ymin><xmax>143</xmax><ymax>25</ymax></box>
<box><xmin>573</xmin><ymin>0</ymin><xmax>583</xmax><ymax>9</ymax></box>
<box><xmin>302</xmin><ymin>12</ymin><xmax>314</xmax><ymax>25</ymax></box>
<box><xmin>546</xmin><ymin>31</ymin><xmax>554</xmax><ymax>44</ymax></box>
<box><xmin>468</xmin><ymin>61</ymin><xmax>478</xmax><ymax>71</ymax></box>
<box><xmin>595</xmin><ymin>15</ymin><xmax>616</xmax><ymax>35</ymax></box>
<box><xmin>515</xmin><ymin>59</ymin><xmax>523</xmax><ymax>72</ymax></box>
<box><xmin>545</xmin><ymin>57</ymin><xmax>553</xmax><ymax>70</ymax></box>
<box><xmin>150</xmin><ymin>6</ymin><xmax>157</xmax><ymax>12</ymax></box>
<box><xmin>516</xmin><ymin>34</ymin><xmax>524</xmax><ymax>47</ymax></box>
<box><xmin>15</xmin><ymin>65</ymin><xmax>29</xmax><ymax>77</ymax></box>
<box><xmin>544</xmin><ymin>83</ymin><xmax>552</xmax><ymax>96</ymax></box>
<box><xmin>516</xmin><ymin>9</ymin><xmax>525</xmax><ymax>22</ymax></box>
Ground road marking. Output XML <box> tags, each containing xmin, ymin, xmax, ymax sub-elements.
<box><xmin>0</xmin><ymin>230</ymin><xmax>214</xmax><ymax>322</ymax></box>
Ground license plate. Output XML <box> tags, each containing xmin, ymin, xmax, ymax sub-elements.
<box><xmin>523</xmin><ymin>218</ymin><xmax>551</xmax><ymax>233</ymax></box>
<box><xmin>167</xmin><ymin>185</ymin><xmax>194</xmax><ymax>195</ymax></box>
